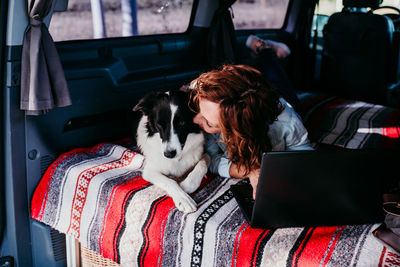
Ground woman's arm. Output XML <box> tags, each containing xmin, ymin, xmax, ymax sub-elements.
<box><xmin>206</xmin><ymin>134</ymin><xmax>260</xmax><ymax>198</ymax></box>
<box><xmin>206</xmin><ymin>133</ymin><xmax>231</xmax><ymax>178</ymax></box>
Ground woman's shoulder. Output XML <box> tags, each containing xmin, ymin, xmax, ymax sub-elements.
<box><xmin>270</xmin><ymin>98</ymin><xmax>308</xmax><ymax>137</ymax></box>
<box><xmin>269</xmin><ymin>98</ymin><xmax>312</xmax><ymax>150</ymax></box>
<box><xmin>275</xmin><ymin>97</ymin><xmax>302</xmax><ymax>123</ymax></box>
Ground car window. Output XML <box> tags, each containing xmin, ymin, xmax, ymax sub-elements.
<box><xmin>312</xmin><ymin>0</ymin><xmax>400</xmax><ymax>38</ymax></box>
<box><xmin>315</xmin><ymin>0</ymin><xmax>400</xmax><ymax>19</ymax></box>
<box><xmin>49</xmin><ymin>0</ymin><xmax>194</xmax><ymax>42</ymax></box>
<box><xmin>231</xmin><ymin>0</ymin><xmax>290</xmax><ymax>30</ymax></box>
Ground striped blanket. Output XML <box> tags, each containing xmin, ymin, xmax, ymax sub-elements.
<box><xmin>31</xmin><ymin>143</ymin><xmax>400</xmax><ymax>266</ymax></box>
<box><xmin>31</xmin><ymin>93</ymin><xmax>400</xmax><ymax>266</ymax></box>
<box><xmin>299</xmin><ymin>92</ymin><xmax>400</xmax><ymax>149</ymax></box>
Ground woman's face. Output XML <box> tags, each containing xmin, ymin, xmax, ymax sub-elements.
<box><xmin>193</xmin><ymin>98</ymin><xmax>221</xmax><ymax>134</ymax></box>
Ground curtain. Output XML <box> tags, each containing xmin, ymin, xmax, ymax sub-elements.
<box><xmin>207</xmin><ymin>0</ymin><xmax>237</xmax><ymax>68</ymax></box>
<box><xmin>20</xmin><ymin>0</ymin><xmax>71</xmax><ymax>115</ymax></box>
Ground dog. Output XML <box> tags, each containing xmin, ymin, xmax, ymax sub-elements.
<box><xmin>132</xmin><ymin>90</ymin><xmax>210</xmax><ymax>213</ymax></box>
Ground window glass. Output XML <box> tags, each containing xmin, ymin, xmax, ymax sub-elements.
<box><xmin>315</xmin><ymin>0</ymin><xmax>338</xmax><ymax>16</ymax></box>
<box><xmin>375</xmin><ymin>0</ymin><xmax>400</xmax><ymax>14</ymax></box>
<box><xmin>49</xmin><ymin>0</ymin><xmax>194</xmax><ymax>42</ymax></box>
<box><xmin>316</xmin><ymin>0</ymin><xmax>400</xmax><ymax>16</ymax></box>
<box><xmin>313</xmin><ymin>0</ymin><xmax>400</xmax><ymax>38</ymax></box>
<box><xmin>231</xmin><ymin>0</ymin><xmax>290</xmax><ymax>30</ymax></box>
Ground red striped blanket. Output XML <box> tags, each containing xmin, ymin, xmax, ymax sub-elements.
<box><xmin>299</xmin><ymin>92</ymin><xmax>400</xmax><ymax>149</ymax></box>
<box><xmin>31</xmin><ymin>142</ymin><xmax>400</xmax><ymax>266</ymax></box>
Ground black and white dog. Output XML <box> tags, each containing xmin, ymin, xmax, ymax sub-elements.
<box><xmin>132</xmin><ymin>90</ymin><xmax>209</xmax><ymax>213</ymax></box>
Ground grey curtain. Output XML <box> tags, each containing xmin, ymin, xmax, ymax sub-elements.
<box><xmin>20</xmin><ymin>0</ymin><xmax>71</xmax><ymax>115</ymax></box>
<box><xmin>207</xmin><ymin>0</ymin><xmax>237</xmax><ymax>67</ymax></box>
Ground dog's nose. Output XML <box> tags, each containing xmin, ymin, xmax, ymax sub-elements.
<box><xmin>164</xmin><ymin>150</ymin><xmax>177</xmax><ymax>158</ymax></box>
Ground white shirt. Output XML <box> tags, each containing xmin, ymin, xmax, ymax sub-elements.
<box><xmin>206</xmin><ymin>98</ymin><xmax>313</xmax><ymax>177</ymax></box>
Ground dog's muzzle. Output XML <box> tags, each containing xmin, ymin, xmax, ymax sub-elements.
<box><xmin>164</xmin><ymin>150</ymin><xmax>177</xmax><ymax>158</ymax></box>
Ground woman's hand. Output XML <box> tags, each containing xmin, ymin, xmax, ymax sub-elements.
<box><xmin>248</xmin><ymin>168</ymin><xmax>260</xmax><ymax>199</ymax></box>
<box><xmin>229</xmin><ymin>164</ymin><xmax>260</xmax><ymax>199</ymax></box>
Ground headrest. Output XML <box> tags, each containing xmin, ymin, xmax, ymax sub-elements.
<box><xmin>343</xmin><ymin>0</ymin><xmax>383</xmax><ymax>9</ymax></box>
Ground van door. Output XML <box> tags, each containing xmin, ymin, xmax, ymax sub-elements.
<box><xmin>0</xmin><ymin>0</ymin><xmax>7</xmax><ymax>252</ymax></box>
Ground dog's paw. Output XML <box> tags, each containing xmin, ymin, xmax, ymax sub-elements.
<box><xmin>180</xmin><ymin>177</ymin><xmax>201</xmax><ymax>194</ymax></box>
<box><xmin>180</xmin><ymin>154</ymin><xmax>209</xmax><ymax>194</ymax></box>
<box><xmin>173</xmin><ymin>194</ymin><xmax>197</xmax><ymax>213</ymax></box>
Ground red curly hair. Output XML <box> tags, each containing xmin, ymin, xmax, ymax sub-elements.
<box><xmin>190</xmin><ymin>64</ymin><xmax>284</xmax><ymax>175</ymax></box>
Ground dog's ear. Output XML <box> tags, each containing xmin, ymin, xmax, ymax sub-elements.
<box><xmin>133</xmin><ymin>92</ymin><xmax>158</xmax><ymax>114</ymax></box>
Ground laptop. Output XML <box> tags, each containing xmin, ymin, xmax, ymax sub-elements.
<box><xmin>230</xmin><ymin>150</ymin><xmax>397</xmax><ymax>229</ymax></box>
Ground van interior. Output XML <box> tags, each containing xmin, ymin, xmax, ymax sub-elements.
<box><xmin>1</xmin><ymin>0</ymin><xmax>400</xmax><ymax>266</ymax></box>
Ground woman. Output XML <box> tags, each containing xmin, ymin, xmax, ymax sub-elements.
<box><xmin>189</xmin><ymin>64</ymin><xmax>312</xmax><ymax>199</ymax></box>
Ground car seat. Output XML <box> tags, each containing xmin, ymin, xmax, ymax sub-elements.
<box><xmin>319</xmin><ymin>0</ymin><xmax>400</xmax><ymax>106</ymax></box>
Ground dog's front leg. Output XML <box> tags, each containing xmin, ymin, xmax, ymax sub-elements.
<box><xmin>142</xmin><ymin>168</ymin><xmax>197</xmax><ymax>213</ymax></box>
<box><xmin>180</xmin><ymin>154</ymin><xmax>211</xmax><ymax>194</ymax></box>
